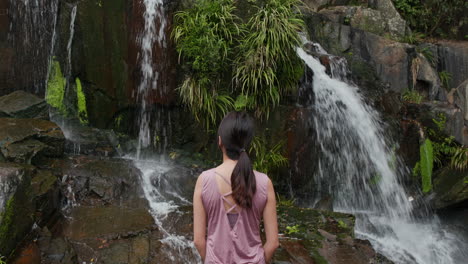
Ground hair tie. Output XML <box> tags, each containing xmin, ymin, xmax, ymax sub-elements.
<box><xmin>239</xmin><ymin>148</ymin><xmax>246</xmax><ymax>153</ymax></box>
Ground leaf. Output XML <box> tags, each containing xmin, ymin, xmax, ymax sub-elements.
<box><xmin>420</xmin><ymin>138</ymin><xmax>433</xmax><ymax>193</ymax></box>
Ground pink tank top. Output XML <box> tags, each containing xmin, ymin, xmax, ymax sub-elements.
<box><xmin>201</xmin><ymin>168</ymin><xmax>269</xmax><ymax>264</ymax></box>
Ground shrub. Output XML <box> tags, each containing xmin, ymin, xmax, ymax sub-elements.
<box><xmin>393</xmin><ymin>0</ymin><xmax>467</xmax><ymax>40</ymax></box>
<box><xmin>234</xmin><ymin>0</ymin><xmax>304</xmax><ymax>117</ymax></box>
<box><xmin>173</xmin><ymin>0</ymin><xmax>239</xmax><ymax>128</ymax></box>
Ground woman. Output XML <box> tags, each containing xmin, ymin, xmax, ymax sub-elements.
<box><xmin>193</xmin><ymin>111</ymin><xmax>279</xmax><ymax>263</ymax></box>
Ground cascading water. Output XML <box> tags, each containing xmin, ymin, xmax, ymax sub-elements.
<box><xmin>136</xmin><ymin>0</ymin><xmax>168</xmax><ymax>158</ymax></box>
<box><xmin>296</xmin><ymin>38</ymin><xmax>468</xmax><ymax>263</ymax></box>
<box><xmin>133</xmin><ymin>1</ymin><xmax>200</xmax><ymax>262</ymax></box>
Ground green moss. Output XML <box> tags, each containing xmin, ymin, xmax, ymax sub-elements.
<box><xmin>75</xmin><ymin>78</ymin><xmax>89</xmax><ymax>124</ymax></box>
<box><xmin>46</xmin><ymin>59</ymin><xmax>66</xmax><ymax>113</ymax></box>
<box><xmin>0</xmin><ymin>197</ymin><xmax>15</xmax><ymax>240</ymax></box>
<box><xmin>276</xmin><ymin>204</ymin><xmax>355</xmax><ymax>263</ymax></box>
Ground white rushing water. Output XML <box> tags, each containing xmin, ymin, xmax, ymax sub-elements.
<box><xmin>296</xmin><ymin>39</ymin><xmax>467</xmax><ymax>263</ymax></box>
<box><xmin>136</xmin><ymin>0</ymin><xmax>168</xmax><ymax>158</ymax></box>
<box><xmin>66</xmin><ymin>5</ymin><xmax>77</xmax><ymax>76</ymax></box>
<box><xmin>132</xmin><ymin>157</ymin><xmax>201</xmax><ymax>263</ymax></box>
<box><xmin>134</xmin><ymin>1</ymin><xmax>199</xmax><ymax>262</ymax></box>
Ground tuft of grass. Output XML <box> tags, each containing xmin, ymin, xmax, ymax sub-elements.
<box><xmin>234</xmin><ymin>0</ymin><xmax>304</xmax><ymax>118</ymax></box>
<box><xmin>438</xmin><ymin>71</ymin><xmax>452</xmax><ymax>90</ymax></box>
<box><xmin>402</xmin><ymin>89</ymin><xmax>423</xmax><ymax>104</ymax></box>
<box><xmin>250</xmin><ymin>136</ymin><xmax>288</xmax><ymax>175</ymax></box>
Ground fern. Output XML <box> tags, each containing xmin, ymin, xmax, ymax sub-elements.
<box><xmin>420</xmin><ymin>138</ymin><xmax>434</xmax><ymax>193</ymax></box>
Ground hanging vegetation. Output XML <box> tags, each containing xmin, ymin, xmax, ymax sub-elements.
<box><xmin>172</xmin><ymin>0</ymin><xmax>239</xmax><ymax>128</ymax></box>
<box><xmin>173</xmin><ymin>0</ymin><xmax>305</xmax><ymax>127</ymax></box>
<box><xmin>46</xmin><ymin>59</ymin><xmax>66</xmax><ymax>114</ymax></box>
<box><xmin>234</xmin><ymin>0</ymin><xmax>304</xmax><ymax>116</ymax></box>
<box><xmin>419</xmin><ymin>138</ymin><xmax>433</xmax><ymax>193</ymax></box>
<box><xmin>75</xmin><ymin>78</ymin><xmax>89</xmax><ymax>124</ymax></box>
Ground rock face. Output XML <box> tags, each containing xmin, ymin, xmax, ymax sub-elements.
<box><xmin>438</xmin><ymin>41</ymin><xmax>468</xmax><ymax>89</ymax></box>
<box><xmin>433</xmin><ymin>167</ymin><xmax>468</xmax><ymax>209</ymax></box>
<box><xmin>0</xmin><ymin>91</ymin><xmax>49</xmax><ymax>119</ymax></box>
<box><xmin>319</xmin><ymin>4</ymin><xmax>407</xmax><ymax>39</ymax></box>
<box><xmin>0</xmin><ymin>0</ymin><xmax>58</xmax><ymax>97</ymax></box>
<box><xmin>0</xmin><ymin>162</ymin><xmax>59</xmax><ymax>257</ymax></box>
<box><xmin>0</xmin><ymin>118</ymin><xmax>65</xmax><ymax>164</ymax></box>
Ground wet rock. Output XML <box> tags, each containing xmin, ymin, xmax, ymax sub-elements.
<box><xmin>276</xmin><ymin>204</ymin><xmax>393</xmax><ymax>264</ymax></box>
<box><xmin>154</xmin><ymin>166</ymin><xmax>198</xmax><ymax>202</ymax></box>
<box><xmin>49</xmin><ymin>156</ymin><xmax>144</xmax><ymax>206</ymax></box>
<box><xmin>433</xmin><ymin>167</ymin><xmax>468</xmax><ymax>209</ymax></box>
<box><xmin>0</xmin><ymin>91</ymin><xmax>49</xmax><ymax>120</ymax></box>
<box><xmin>437</xmin><ymin>41</ymin><xmax>468</xmax><ymax>89</ymax></box>
<box><xmin>0</xmin><ymin>118</ymin><xmax>65</xmax><ymax>164</ymax></box>
<box><xmin>0</xmin><ymin>162</ymin><xmax>35</xmax><ymax>257</ymax></box>
<box><xmin>306</xmin><ymin>12</ymin><xmax>411</xmax><ymax>93</ymax></box>
<box><xmin>63</xmin><ymin>206</ymin><xmax>155</xmax><ymax>241</ymax></box>
<box><xmin>10</xmin><ymin>243</ymin><xmax>41</xmax><ymax>264</ymax></box>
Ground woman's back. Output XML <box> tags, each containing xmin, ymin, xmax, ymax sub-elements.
<box><xmin>201</xmin><ymin>168</ymin><xmax>269</xmax><ymax>264</ymax></box>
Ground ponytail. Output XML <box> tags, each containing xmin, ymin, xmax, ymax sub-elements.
<box><xmin>231</xmin><ymin>149</ymin><xmax>256</xmax><ymax>208</ymax></box>
<box><xmin>218</xmin><ymin>111</ymin><xmax>256</xmax><ymax>208</ymax></box>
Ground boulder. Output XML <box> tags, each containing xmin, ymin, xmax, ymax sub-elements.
<box><xmin>0</xmin><ymin>118</ymin><xmax>65</xmax><ymax>164</ymax></box>
<box><xmin>0</xmin><ymin>91</ymin><xmax>49</xmax><ymax>119</ymax></box>
<box><xmin>318</xmin><ymin>4</ymin><xmax>407</xmax><ymax>39</ymax></box>
<box><xmin>306</xmin><ymin>12</ymin><xmax>412</xmax><ymax>94</ymax></box>
<box><xmin>433</xmin><ymin>167</ymin><xmax>468</xmax><ymax>209</ymax></box>
<box><xmin>414</xmin><ymin>53</ymin><xmax>443</xmax><ymax>101</ymax></box>
<box><xmin>368</xmin><ymin>0</ymin><xmax>408</xmax><ymax>36</ymax></box>
<box><xmin>0</xmin><ymin>162</ymin><xmax>35</xmax><ymax>257</ymax></box>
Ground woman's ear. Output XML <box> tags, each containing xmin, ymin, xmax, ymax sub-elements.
<box><xmin>218</xmin><ymin>136</ymin><xmax>222</xmax><ymax>148</ymax></box>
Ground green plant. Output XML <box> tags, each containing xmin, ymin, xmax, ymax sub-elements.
<box><xmin>337</xmin><ymin>220</ymin><xmax>347</xmax><ymax>229</ymax></box>
<box><xmin>178</xmin><ymin>76</ymin><xmax>234</xmax><ymax>128</ymax></box>
<box><xmin>419</xmin><ymin>138</ymin><xmax>433</xmax><ymax>193</ymax></box>
<box><xmin>400</xmin><ymin>32</ymin><xmax>425</xmax><ymax>44</ymax></box>
<box><xmin>75</xmin><ymin>78</ymin><xmax>88</xmax><ymax>124</ymax></box>
<box><xmin>416</xmin><ymin>46</ymin><xmax>436</xmax><ymax>66</ymax></box>
<box><xmin>173</xmin><ymin>0</ymin><xmax>239</xmax><ymax>128</ymax></box>
<box><xmin>450</xmin><ymin>147</ymin><xmax>468</xmax><ymax>170</ymax></box>
<box><xmin>46</xmin><ymin>59</ymin><xmax>66</xmax><ymax>113</ymax></box>
<box><xmin>393</xmin><ymin>0</ymin><xmax>467</xmax><ymax>40</ymax></box>
<box><xmin>277</xmin><ymin>194</ymin><xmax>296</xmax><ymax>206</ymax></box>
<box><xmin>285</xmin><ymin>224</ymin><xmax>300</xmax><ymax>234</ymax></box>
<box><xmin>250</xmin><ymin>136</ymin><xmax>288</xmax><ymax>175</ymax></box>
<box><xmin>402</xmin><ymin>89</ymin><xmax>423</xmax><ymax>104</ymax></box>
<box><xmin>234</xmin><ymin>0</ymin><xmax>304</xmax><ymax>117</ymax></box>
<box><xmin>0</xmin><ymin>256</ymin><xmax>5</xmax><ymax>264</ymax></box>
<box><xmin>438</xmin><ymin>71</ymin><xmax>452</xmax><ymax>90</ymax></box>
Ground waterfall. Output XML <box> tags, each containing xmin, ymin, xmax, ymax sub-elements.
<box><xmin>296</xmin><ymin>38</ymin><xmax>468</xmax><ymax>263</ymax></box>
<box><xmin>136</xmin><ymin>0</ymin><xmax>168</xmax><ymax>158</ymax></box>
<box><xmin>132</xmin><ymin>1</ymin><xmax>200</xmax><ymax>262</ymax></box>
<box><xmin>66</xmin><ymin>5</ymin><xmax>77</xmax><ymax>77</ymax></box>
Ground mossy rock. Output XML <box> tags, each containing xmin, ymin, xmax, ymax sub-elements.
<box><xmin>0</xmin><ymin>162</ymin><xmax>35</xmax><ymax>257</ymax></box>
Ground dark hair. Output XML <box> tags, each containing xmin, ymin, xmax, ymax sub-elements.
<box><xmin>218</xmin><ymin>111</ymin><xmax>256</xmax><ymax>208</ymax></box>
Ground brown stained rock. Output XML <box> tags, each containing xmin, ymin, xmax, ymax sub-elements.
<box><xmin>11</xmin><ymin>243</ymin><xmax>41</xmax><ymax>264</ymax></box>
<box><xmin>280</xmin><ymin>239</ymin><xmax>316</xmax><ymax>264</ymax></box>
<box><xmin>319</xmin><ymin>238</ymin><xmax>370</xmax><ymax>264</ymax></box>
<box><xmin>63</xmin><ymin>206</ymin><xmax>155</xmax><ymax>242</ymax></box>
